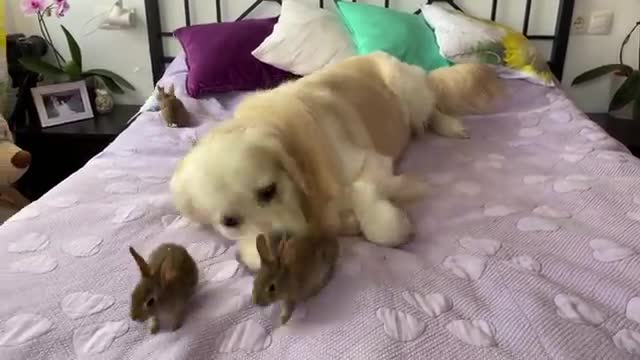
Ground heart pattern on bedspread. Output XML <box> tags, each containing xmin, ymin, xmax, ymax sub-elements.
<box><xmin>446</xmin><ymin>319</ymin><xmax>497</xmax><ymax>347</ymax></box>
<box><xmin>0</xmin><ymin>314</ymin><xmax>53</xmax><ymax>346</ymax></box>
<box><xmin>61</xmin><ymin>292</ymin><xmax>116</xmax><ymax>319</ymax></box>
<box><xmin>8</xmin><ymin>233</ymin><xmax>50</xmax><ymax>253</ymax></box>
<box><xmin>402</xmin><ymin>291</ymin><xmax>453</xmax><ymax>318</ymax></box>
<box><xmin>2</xmin><ymin>77</ymin><xmax>640</xmax><ymax>360</ymax></box>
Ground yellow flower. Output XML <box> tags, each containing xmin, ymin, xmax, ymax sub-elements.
<box><xmin>502</xmin><ymin>31</ymin><xmax>554</xmax><ymax>84</ymax></box>
<box><xmin>502</xmin><ymin>32</ymin><xmax>531</xmax><ymax>69</ymax></box>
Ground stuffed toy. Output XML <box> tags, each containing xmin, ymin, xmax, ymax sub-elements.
<box><xmin>0</xmin><ymin>115</ymin><xmax>31</xmax><ymax>222</ymax></box>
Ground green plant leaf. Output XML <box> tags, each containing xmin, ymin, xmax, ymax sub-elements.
<box><xmin>18</xmin><ymin>57</ymin><xmax>65</xmax><ymax>77</ymax></box>
<box><xmin>61</xmin><ymin>25</ymin><xmax>82</xmax><ymax>71</ymax></box>
<box><xmin>84</xmin><ymin>69</ymin><xmax>135</xmax><ymax>91</ymax></box>
<box><xmin>63</xmin><ymin>61</ymin><xmax>82</xmax><ymax>81</ymax></box>
<box><xmin>572</xmin><ymin>64</ymin><xmax>634</xmax><ymax>85</ymax></box>
<box><xmin>609</xmin><ymin>71</ymin><xmax>640</xmax><ymax>111</ymax></box>
<box><xmin>95</xmin><ymin>75</ymin><xmax>124</xmax><ymax>94</ymax></box>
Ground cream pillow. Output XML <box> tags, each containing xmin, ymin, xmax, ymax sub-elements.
<box><xmin>421</xmin><ymin>4</ymin><xmax>554</xmax><ymax>86</ymax></box>
<box><xmin>252</xmin><ymin>0</ymin><xmax>356</xmax><ymax>75</ymax></box>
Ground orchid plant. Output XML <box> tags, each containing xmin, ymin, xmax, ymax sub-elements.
<box><xmin>21</xmin><ymin>0</ymin><xmax>71</xmax><ymax>68</ymax></box>
<box><xmin>18</xmin><ymin>0</ymin><xmax>135</xmax><ymax>94</ymax></box>
<box><xmin>572</xmin><ymin>21</ymin><xmax>640</xmax><ymax>120</ymax></box>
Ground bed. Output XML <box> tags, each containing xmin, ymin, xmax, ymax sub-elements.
<box><xmin>4</xmin><ymin>0</ymin><xmax>640</xmax><ymax>359</ymax></box>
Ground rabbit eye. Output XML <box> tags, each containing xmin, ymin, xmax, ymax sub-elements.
<box><xmin>268</xmin><ymin>284</ymin><xmax>276</xmax><ymax>293</ymax></box>
<box><xmin>146</xmin><ymin>297</ymin><xmax>155</xmax><ymax>308</ymax></box>
<box><xmin>256</xmin><ymin>183</ymin><xmax>277</xmax><ymax>204</ymax></box>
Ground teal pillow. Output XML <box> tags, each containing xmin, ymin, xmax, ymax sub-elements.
<box><xmin>335</xmin><ymin>1</ymin><xmax>450</xmax><ymax>71</ymax></box>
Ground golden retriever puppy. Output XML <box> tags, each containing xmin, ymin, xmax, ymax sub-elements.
<box><xmin>170</xmin><ymin>52</ymin><xmax>502</xmax><ymax>271</ymax></box>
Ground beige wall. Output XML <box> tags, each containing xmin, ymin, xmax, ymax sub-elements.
<box><xmin>8</xmin><ymin>0</ymin><xmax>640</xmax><ymax>112</ymax></box>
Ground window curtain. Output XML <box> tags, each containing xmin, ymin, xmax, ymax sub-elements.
<box><xmin>0</xmin><ymin>0</ymin><xmax>7</xmax><ymax>118</ymax></box>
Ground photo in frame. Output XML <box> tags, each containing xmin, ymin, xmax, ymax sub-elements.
<box><xmin>30</xmin><ymin>80</ymin><xmax>94</xmax><ymax>128</ymax></box>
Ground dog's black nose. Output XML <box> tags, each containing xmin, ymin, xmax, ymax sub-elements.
<box><xmin>221</xmin><ymin>215</ymin><xmax>241</xmax><ymax>228</ymax></box>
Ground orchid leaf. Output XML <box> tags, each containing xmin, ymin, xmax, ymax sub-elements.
<box><xmin>18</xmin><ymin>57</ymin><xmax>65</xmax><ymax>77</ymax></box>
<box><xmin>63</xmin><ymin>60</ymin><xmax>82</xmax><ymax>81</ymax></box>
<box><xmin>96</xmin><ymin>75</ymin><xmax>124</xmax><ymax>94</ymax></box>
<box><xmin>609</xmin><ymin>71</ymin><xmax>640</xmax><ymax>112</ymax></box>
<box><xmin>572</xmin><ymin>64</ymin><xmax>634</xmax><ymax>85</ymax></box>
<box><xmin>61</xmin><ymin>25</ymin><xmax>82</xmax><ymax>71</ymax></box>
<box><xmin>84</xmin><ymin>69</ymin><xmax>135</xmax><ymax>91</ymax></box>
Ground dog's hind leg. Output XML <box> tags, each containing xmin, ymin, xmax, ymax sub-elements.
<box><xmin>380</xmin><ymin>174</ymin><xmax>429</xmax><ymax>204</ymax></box>
<box><xmin>429</xmin><ymin>110</ymin><xmax>469</xmax><ymax>139</ymax></box>
<box><xmin>360</xmin><ymin>153</ymin><xmax>428</xmax><ymax>204</ymax></box>
<box><xmin>348</xmin><ymin>153</ymin><xmax>417</xmax><ymax>247</ymax></box>
<box><xmin>351</xmin><ymin>180</ymin><xmax>413</xmax><ymax>247</ymax></box>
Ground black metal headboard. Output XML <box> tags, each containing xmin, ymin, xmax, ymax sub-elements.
<box><xmin>144</xmin><ymin>0</ymin><xmax>575</xmax><ymax>84</ymax></box>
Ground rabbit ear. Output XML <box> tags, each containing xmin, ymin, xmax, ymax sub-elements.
<box><xmin>129</xmin><ymin>247</ymin><xmax>151</xmax><ymax>277</ymax></box>
<box><xmin>256</xmin><ymin>234</ymin><xmax>275</xmax><ymax>264</ymax></box>
<box><xmin>168</xmin><ymin>84</ymin><xmax>175</xmax><ymax>96</ymax></box>
<box><xmin>269</xmin><ymin>231</ymin><xmax>289</xmax><ymax>257</ymax></box>
<box><xmin>159</xmin><ymin>258</ymin><xmax>177</xmax><ymax>288</ymax></box>
<box><xmin>276</xmin><ymin>233</ymin><xmax>296</xmax><ymax>265</ymax></box>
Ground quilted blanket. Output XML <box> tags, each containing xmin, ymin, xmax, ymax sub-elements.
<box><xmin>1</xmin><ymin>74</ymin><xmax>640</xmax><ymax>359</ymax></box>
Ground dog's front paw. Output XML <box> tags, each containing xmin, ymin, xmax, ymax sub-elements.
<box><xmin>443</xmin><ymin>123</ymin><xmax>470</xmax><ymax>139</ymax></box>
<box><xmin>430</xmin><ymin>112</ymin><xmax>470</xmax><ymax>139</ymax></box>
<box><xmin>453</xmin><ymin>127</ymin><xmax>470</xmax><ymax>139</ymax></box>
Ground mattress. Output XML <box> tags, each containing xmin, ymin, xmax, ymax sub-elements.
<box><xmin>1</xmin><ymin>71</ymin><xmax>640</xmax><ymax>360</ymax></box>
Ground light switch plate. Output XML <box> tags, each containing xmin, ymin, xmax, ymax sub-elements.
<box><xmin>588</xmin><ymin>10</ymin><xmax>614</xmax><ymax>35</ymax></box>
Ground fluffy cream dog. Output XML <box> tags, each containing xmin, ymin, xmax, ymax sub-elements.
<box><xmin>170</xmin><ymin>52</ymin><xmax>502</xmax><ymax>271</ymax></box>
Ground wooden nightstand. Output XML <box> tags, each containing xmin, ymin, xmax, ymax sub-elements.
<box><xmin>14</xmin><ymin>104</ymin><xmax>139</xmax><ymax>200</ymax></box>
<box><xmin>588</xmin><ymin>113</ymin><xmax>640</xmax><ymax>157</ymax></box>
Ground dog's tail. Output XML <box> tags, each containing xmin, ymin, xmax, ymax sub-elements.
<box><xmin>427</xmin><ymin>63</ymin><xmax>504</xmax><ymax>116</ymax></box>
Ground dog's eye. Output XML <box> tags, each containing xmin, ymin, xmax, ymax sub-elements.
<box><xmin>257</xmin><ymin>183</ymin><xmax>277</xmax><ymax>204</ymax></box>
<box><xmin>146</xmin><ymin>297</ymin><xmax>155</xmax><ymax>308</ymax></box>
<box><xmin>221</xmin><ymin>215</ymin><xmax>242</xmax><ymax>228</ymax></box>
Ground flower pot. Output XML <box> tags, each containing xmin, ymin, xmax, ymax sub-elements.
<box><xmin>609</xmin><ymin>73</ymin><xmax>637</xmax><ymax>120</ymax></box>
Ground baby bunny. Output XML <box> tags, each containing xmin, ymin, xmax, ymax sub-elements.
<box><xmin>129</xmin><ymin>243</ymin><xmax>198</xmax><ymax>334</ymax></box>
<box><xmin>156</xmin><ymin>84</ymin><xmax>191</xmax><ymax>128</ymax></box>
<box><xmin>252</xmin><ymin>227</ymin><xmax>338</xmax><ymax>325</ymax></box>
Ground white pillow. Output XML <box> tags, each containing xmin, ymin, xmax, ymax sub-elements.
<box><xmin>252</xmin><ymin>0</ymin><xmax>356</xmax><ymax>75</ymax></box>
<box><xmin>421</xmin><ymin>5</ymin><xmax>505</xmax><ymax>60</ymax></box>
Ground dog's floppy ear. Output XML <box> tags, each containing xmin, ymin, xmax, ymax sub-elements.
<box><xmin>250</xmin><ymin>129</ymin><xmax>314</xmax><ymax>217</ymax></box>
<box><xmin>169</xmin><ymin>161</ymin><xmax>210</xmax><ymax>225</ymax></box>
<box><xmin>253</xmin><ymin>125</ymin><xmax>340</xmax><ymax>221</ymax></box>
<box><xmin>265</xmin><ymin>135</ymin><xmax>310</xmax><ymax>196</ymax></box>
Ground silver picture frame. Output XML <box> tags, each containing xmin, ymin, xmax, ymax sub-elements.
<box><xmin>31</xmin><ymin>80</ymin><xmax>94</xmax><ymax>128</ymax></box>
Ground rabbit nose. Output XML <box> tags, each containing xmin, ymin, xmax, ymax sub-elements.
<box><xmin>11</xmin><ymin>150</ymin><xmax>31</xmax><ymax>169</ymax></box>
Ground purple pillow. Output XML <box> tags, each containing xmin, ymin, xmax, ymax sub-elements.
<box><xmin>174</xmin><ymin>17</ymin><xmax>294</xmax><ymax>98</ymax></box>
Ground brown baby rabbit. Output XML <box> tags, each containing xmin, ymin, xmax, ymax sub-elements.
<box><xmin>156</xmin><ymin>85</ymin><xmax>191</xmax><ymax>128</ymax></box>
<box><xmin>129</xmin><ymin>243</ymin><xmax>198</xmax><ymax>334</ymax></box>
<box><xmin>252</xmin><ymin>227</ymin><xmax>338</xmax><ymax>325</ymax></box>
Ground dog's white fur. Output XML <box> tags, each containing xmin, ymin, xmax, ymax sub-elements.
<box><xmin>170</xmin><ymin>52</ymin><xmax>502</xmax><ymax>270</ymax></box>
